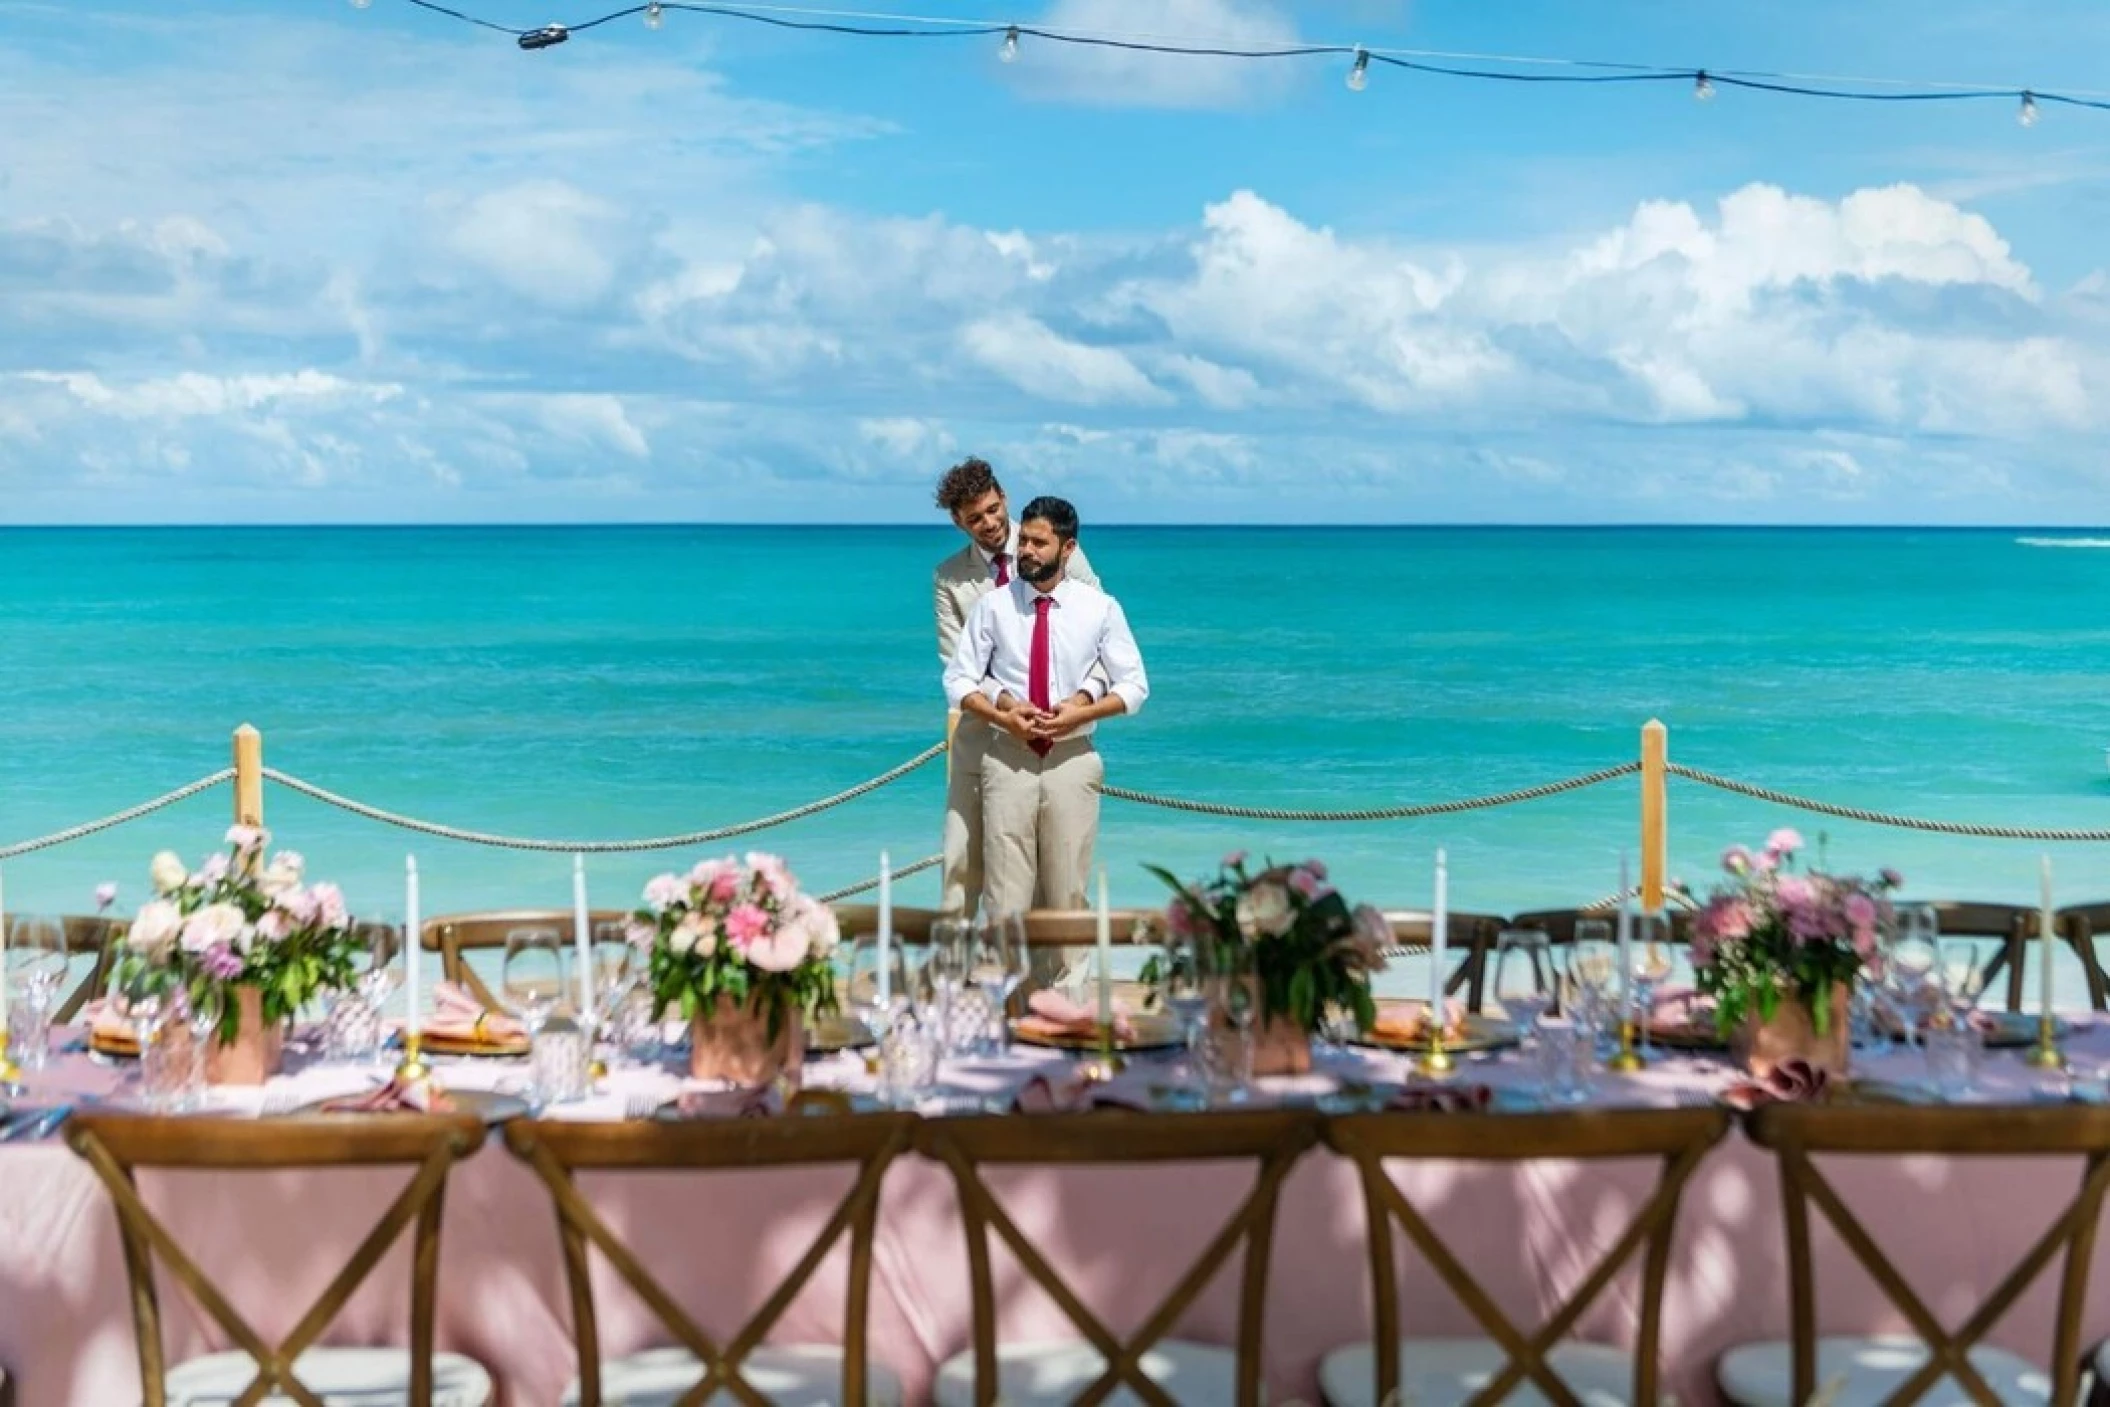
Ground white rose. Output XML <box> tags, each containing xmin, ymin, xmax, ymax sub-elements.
<box><xmin>669</xmin><ymin>913</ymin><xmax>711</xmax><ymax>955</ymax></box>
<box><xmin>1236</xmin><ymin>882</ymin><xmax>1295</xmax><ymax>939</ymax></box>
<box><xmin>128</xmin><ymin>900</ymin><xmax>183</xmax><ymax>957</ymax></box>
<box><xmin>149</xmin><ymin>851</ymin><xmax>188</xmax><ymax>895</ymax></box>
<box><xmin>180</xmin><ymin>902</ymin><xmax>247</xmax><ymax>954</ymax></box>
<box><xmin>260</xmin><ymin>860</ymin><xmax>303</xmax><ymax>899</ymax></box>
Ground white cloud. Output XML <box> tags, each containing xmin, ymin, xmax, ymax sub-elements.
<box><xmin>961</xmin><ymin>313</ymin><xmax>1171</xmax><ymax>406</ymax></box>
<box><xmin>439</xmin><ymin>182</ymin><xmax>629</xmax><ymax>311</ymax></box>
<box><xmin>1006</xmin><ymin>0</ymin><xmax>1309</xmax><ymax>109</ymax></box>
<box><xmin>859</xmin><ymin>417</ymin><xmax>958</xmax><ymax>458</ymax></box>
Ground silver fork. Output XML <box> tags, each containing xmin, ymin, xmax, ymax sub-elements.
<box><xmin>622</xmin><ymin>1094</ymin><xmax>660</xmax><ymax>1121</ymax></box>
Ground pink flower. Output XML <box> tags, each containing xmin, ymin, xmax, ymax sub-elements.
<box><xmin>1721</xmin><ymin>845</ymin><xmax>1751</xmax><ymax>875</ymax></box>
<box><xmin>200</xmin><ymin>942</ymin><xmax>246</xmax><ymax>981</ymax></box>
<box><xmin>1697</xmin><ymin>896</ymin><xmax>1754</xmax><ymax>943</ymax></box>
<box><xmin>1165</xmin><ymin>899</ymin><xmax>1195</xmax><ymax>937</ymax></box>
<box><xmin>643</xmin><ymin>874</ymin><xmax>688</xmax><ymax>913</ymax></box>
<box><xmin>255</xmin><ymin>909</ymin><xmax>293</xmax><ymax>944</ymax></box>
<box><xmin>725</xmin><ymin>903</ymin><xmax>771</xmax><ymax>946</ymax></box>
<box><xmin>709</xmin><ymin>871</ymin><xmax>743</xmax><ymax>905</ymax></box>
<box><xmin>745</xmin><ymin>851</ymin><xmax>795</xmax><ymax>900</ymax></box>
<box><xmin>1843</xmin><ymin>893</ymin><xmax>1877</xmax><ymax>930</ymax></box>
<box><xmin>1880</xmin><ymin>868</ymin><xmax>1905</xmax><ymax>889</ymax></box>
<box><xmin>93</xmin><ymin>882</ymin><xmax>118</xmax><ymax>911</ymax></box>
<box><xmin>745</xmin><ymin>924</ymin><xmax>811</xmax><ymax>972</ymax></box>
<box><xmin>1288</xmin><ymin>867</ymin><xmax>1332</xmax><ymax>902</ymax></box>
<box><xmin>688</xmin><ymin>858</ymin><xmax>729</xmax><ymax>890</ymax></box>
<box><xmin>1302</xmin><ymin>858</ymin><xmax>1328</xmax><ymax>881</ymax></box>
<box><xmin>1750</xmin><ymin>848</ymin><xmax>1780</xmax><ymax>874</ymax></box>
<box><xmin>624</xmin><ymin>919</ymin><xmax>657</xmax><ymax>950</ymax></box>
<box><xmin>308</xmin><ymin>882</ymin><xmax>348</xmax><ymax>928</ymax></box>
<box><xmin>224</xmin><ymin>824</ymin><xmax>267</xmax><ymax>856</ymax></box>
<box><xmin>200</xmin><ymin>853</ymin><xmax>231</xmax><ymax>884</ymax></box>
<box><xmin>1221</xmin><ymin>850</ymin><xmax>1248</xmax><ymax>870</ymax></box>
<box><xmin>1765</xmin><ymin>828</ymin><xmax>1805</xmax><ymax>858</ymax></box>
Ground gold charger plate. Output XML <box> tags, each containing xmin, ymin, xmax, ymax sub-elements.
<box><xmin>1968</xmin><ymin>1011</ymin><xmax>2060</xmax><ymax>1050</ymax></box>
<box><xmin>418</xmin><ymin>1030</ymin><xmax>531</xmax><ymax>1058</ymax></box>
<box><xmin>1010</xmin><ymin>1012</ymin><xmax>1185</xmax><ymax>1053</ymax></box>
<box><xmin>1352</xmin><ymin>1013</ymin><xmax>1521</xmax><ymax>1055</ymax></box>
<box><xmin>806</xmin><ymin>1014</ymin><xmax>876</xmax><ymax>1054</ymax></box>
<box><xmin>293</xmin><ymin>1088</ymin><xmax>530</xmax><ymax>1123</ymax></box>
<box><xmin>89</xmin><ymin>1028</ymin><xmax>141</xmax><ymax>1059</ymax></box>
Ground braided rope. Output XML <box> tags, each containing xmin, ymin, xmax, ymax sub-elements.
<box><xmin>1103</xmin><ymin>762</ymin><xmax>1640</xmax><ymax>822</ymax></box>
<box><xmin>259</xmin><ymin>743</ymin><xmax>947</xmax><ymax>853</ymax></box>
<box><xmin>818</xmin><ymin>853</ymin><xmax>943</xmax><ymax>904</ymax></box>
<box><xmin>1668</xmin><ymin>763</ymin><xmax>2110</xmax><ymax>843</ymax></box>
<box><xmin>0</xmin><ymin>770</ymin><xmax>236</xmax><ymax>859</ymax></box>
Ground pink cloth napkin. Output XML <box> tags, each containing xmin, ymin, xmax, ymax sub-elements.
<box><xmin>1372</xmin><ymin>998</ymin><xmax>1467</xmax><ymax>1044</ymax></box>
<box><xmin>671</xmin><ymin>1086</ymin><xmax>781</xmax><ymax>1120</ymax></box>
<box><xmin>319</xmin><ymin>1075</ymin><xmax>455</xmax><ymax>1114</ymax></box>
<box><xmin>1015</xmin><ymin>989</ymin><xmax>1136</xmax><ymax>1043</ymax></box>
<box><xmin>1385</xmin><ymin>1083</ymin><xmax>1494</xmax><ymax>1114</ymax></box>
<box><xmin>1722</xmin><ymin>1058</ymin><xmax>1831</xmax><ymax>1110</ymax></box>
<box><xmin>422</xmin><ymin>983</ymin><xmax>525</xmax><ymax>1042</ymax></box>
<box><xmin>1011</xmin><ymin>1072</ymin><xmax>1155</xmax><ymax>1114</ymax></box>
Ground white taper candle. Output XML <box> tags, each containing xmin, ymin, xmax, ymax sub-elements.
<box><xmin>1097</xmin><ymin>867</ymin><xmax>1113</xmax><ymax>1028</ymax></box>
<box><xmin>1431</xmin><ymin>849</ymin><xmax>1448</xmax><ymax>1011</ymax></box>
<box><xmin>573</xmin><ymin>853</ymin><xmax>594</xmax><ymax>1020</ymax></box>
<box><xmin>876</xmin><ymin>851</ymin><xmax>892</xmax><ymax>1006</ymax></box>
<box><xmin>404</xmin><ymin>856</ymin><xmax>420</xmax><ymax>1038</ymax></box>
<box><xmin>2042</xmin><ymin>855</ymin><xmax>2057</xmax><ymax>1016</ymax></box>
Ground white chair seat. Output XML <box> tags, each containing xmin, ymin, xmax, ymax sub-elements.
<box><xmin>1719</xmin><ymin>1336</ymin><xmax>2056</xmax><ymax>1405</ymax></box>
<box><xmin>165</xmin><ymin>1348</ymin><xmax>493</xmax><ymax>1407</ymax></box>
<box><xmin>1321</xmin><ymin>1337</ymin><xmax>1635</xmax><ymax>1407</ymax></box>
<box><xmin>934</xmin><ymin>1339</ymin><xmax>1239</xmax><ymax>1407</ymax></box>
<box><xmin>561</xmin><ymin>1344</ymin><xmax>904</xmax><ymax>1406</ymax></box>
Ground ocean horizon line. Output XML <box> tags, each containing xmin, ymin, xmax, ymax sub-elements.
<box><xmin>4</xmin><ymin>521</ymin><xmax>2110</xmax><ymax>534</ymax></box>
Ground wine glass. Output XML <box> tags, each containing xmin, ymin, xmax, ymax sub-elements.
<box><xmin>502</xmin><ymin>928</ymin><xmax>565</xmax><ymax>1041</ymax></box>
<box><xmin>928</xmin><ymin>917</ymin><xmax>974</xmax><ymax>1056</ymax></box>
<box><xmin>6</xmin><ymin>916</ymin><xmax>67</xmax><ymax>1070</ymax></box>
<box><xmin>1492</xmin><ymin>930</ymin><xmax>1555</xmax><ymax>1039</ymax></box>
<box><xmin>589</xmin><ymin>922</ymin><xmax>639</xmax><ymax>1068</ymax></box>
<box><xmin>1629</xmin><ymin>913</ymin><xmax>1675</xmax><ymax>1062</ymax></box>
<box><xmin>968</xmin><ymin>913</ymin><xmax>1027</xmax><ymax>1056</ymax></box>
<box><xmin>1569</xmin><ymin>929</ymin><xmax>1617</xmax><ymax>1046</ymax></box>
<box><xmin>1883</xmin><ymin>926</ymin><xmax>1939</xmax><ymax>1051</ymax></box>
<box><xmin>1208</xmin><ymin>940</ymin><xmax>1259</xmax><ymax>1105</ymax></box>
<box><xmin>1938</xmin><ymin>939</ymin><xmax>1988</xmax><ymax>1028</ymax></box>
<box><xmin>845</xmin><ymin>928</ymin><xmax>909</xmax><ymax>1042</ymax></box>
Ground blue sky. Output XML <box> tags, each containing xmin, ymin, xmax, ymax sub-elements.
<box><xmin>2</xmin><ymin>0</ymin><xmax>2108</xmax><ymax>524</ymax></box>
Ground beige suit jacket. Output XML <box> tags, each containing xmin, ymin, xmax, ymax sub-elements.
<box><xmin>933</xmin><ymin>530</ymin><xmax>1098</xmax><ymax>665</ymax></box>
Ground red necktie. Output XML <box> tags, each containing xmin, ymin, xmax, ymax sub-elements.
<box><xmin>992</xmin><ymin>552</ymin><xmax>1011</xmax><ymax>586</ymax></box>
<box><xmin>1028</xmin><ymin>595</ymin><xmax>1053</xmax><ymax>757</ymax></box>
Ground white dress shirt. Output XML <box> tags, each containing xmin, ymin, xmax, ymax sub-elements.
<box><xmin>943</xmin><ymin>576</ymin><xmax>1148</xmax><ymax>735</ymax></box>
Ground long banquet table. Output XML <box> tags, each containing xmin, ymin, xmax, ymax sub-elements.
<box><xmin>2</xmin><ymin>1023</ymin><xmax>2108</xmax><ymax>1406</ymax></box>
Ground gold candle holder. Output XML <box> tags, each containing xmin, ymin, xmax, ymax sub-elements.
<box><xmin>1077</xmin><ymin>1025</ymin><xmax>1125</xmax><ymax>1084</ymax></box>
<box><xmin>394</xmin><ymin>1031</ymin><xmax>439</xmax><ymax>1088</ymax></box>
<box><xmin>0</xmin><ymin>1030</ymin><xmax>20</xmax><ymax>1088</ymax></box>
<box><xmin>2026</xmin><ymin>1013</ymin><xmax>2066</xmax><ymax>1070</ymax></box>
<box><xmin>1605</xmin><ymin>1016</ymin><xmax>1645</xmax><ymax>1074</ymax></box>
<box><xmin>1417</xmin><ymin>1025</ymin><xmax>1455</xmax><ymax>1078</ymax></box>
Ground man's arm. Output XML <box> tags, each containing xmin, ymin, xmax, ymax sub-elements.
<box><xmin>1034</xmin><ymin>597</ymin><xmax>1148</xmax><ymax>740</ymax></box>
<box><xmin>934</xmin><ymin>567</ymin><xmax>964</xmax><ymax>666</ymax></box>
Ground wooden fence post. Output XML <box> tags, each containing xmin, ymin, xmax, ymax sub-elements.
<box><xmin>233</xmin><ymin>724</ymin><xmax>263</xmax><ymax>828</ymax></box>
<box><xmin>1641</xmin><ymin>719</ymin><xmax>1667</xmax><ymax>910</ymax></box>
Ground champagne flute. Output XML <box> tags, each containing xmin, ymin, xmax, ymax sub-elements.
<box><xmin>1570</xmin><ymin>931</ymin><xmax>1617</xmax><ymax>1053</ymax></box>
<box><xmin>1629</xmin><ymin>913</ymin><xmax>1674</xmax><ymax>1063</ymax></box>
<box><xmin>928</xmin><ymin>917</ymin><xmax>973</xmax><ymax>1056</ymax></box>
<box><xmin>6</xmin><ymin>916</ymin><xmax>67</xmax><ymax>1070</ymax></box>
<box><xmin>845</xmin><ymin>930</ymin><xmax>909</xmax><ymax>1050</ymax></box>
<box><xmin>589</xmin><ymin>922</ymin><xmax>639</xmax><ymax>1068</ymax></box>
<box><xmin>502</xmin><ymin>928</ymin><xmax>565</xmax><ymax>1040</ymax></box>
<box><xmin>1492</xmin><ymin>929</ymin><xmax>1555</xmax><ymax>1039</ymax></box>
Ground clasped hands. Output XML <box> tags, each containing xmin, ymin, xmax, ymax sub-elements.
<box><xmin>994</xmin><ymin>690</ymin><xmax>1094</xmax><ymax>744</ymax></box>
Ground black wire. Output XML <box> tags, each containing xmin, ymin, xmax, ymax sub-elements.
<box><xmin>381</xmin><ymin>0</ymin><xmax>2110</xmax><ymax>114</ymax></box>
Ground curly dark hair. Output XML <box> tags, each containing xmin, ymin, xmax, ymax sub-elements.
<box><xmin>934</xmin><ymin>457</ymin><xmax>1002</xmax><ymax>514</ymax></box>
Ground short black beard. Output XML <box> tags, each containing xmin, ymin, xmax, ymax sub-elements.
<box><xmin>1019</xmin><ymin>555</ymin><xmax>1060</xmax><ymax>585</ymax></box>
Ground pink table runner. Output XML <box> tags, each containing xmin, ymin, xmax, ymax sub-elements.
<box><xmin>1</xmin><ymin>1025</ymin><xmax>2104</xmax><ymax>1405</ymax></box>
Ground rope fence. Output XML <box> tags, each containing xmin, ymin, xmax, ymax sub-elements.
<box><xmin>6</xmin><ymin>737</ymin><xmax>2110</xmax><ymax>866</ymax></box>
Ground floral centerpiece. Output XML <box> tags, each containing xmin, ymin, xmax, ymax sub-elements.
<box><xmin>111</xmin><ymin>825</ymin><xmax>363</xmax><ymax>1084</ymax></box>
<box><xmin>1689</xmin><ymin>827</ymin><xmax>1899</xmax><ymax>1078</ymax></box>
<box><xmin>1149</xmin><ymin>852</ymin><xmax>1386</xmax><ymax>1075</ymax></box>
<box><xmin>634</xmin><ymin>851</ymin><xmax>839</xmax><ymax>1085</ymax></box>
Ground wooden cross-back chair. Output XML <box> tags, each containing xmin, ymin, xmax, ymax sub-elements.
<box><xmin>1368</xmin><ymin>909</ymin><xmax>1504</xmax><ymax>1013</ymax></box>
<box><xmin>916</xmin><ymin>1107</ymin><xmax>1321</xmax><ymax>1407</ymax></box>
<box><xmin>54</xmin><ymin>915</ymin><xmax>126</xmax><ymax>1023</ymax></box>
<box><xmin>420</xmin><ymin>910</ymin><xmax>630</xmax><ymax>1012</ymax></box>
<box><xmin>504</xmin><ymin>1109</ymin><xmax>918</xmax><ymax>1407</ymax></box>
<box><xmin>1718</xmin><ymin>1102</ymin><xmax>2110</xmax><ymax>1407</ymax></box>
<box><xmin>1321</xmin><ymin>1105</ymin><xmax>1730</xmax><ymax>1407</ymax></box>
<box><xmin>65</xmin><ymin>1113</ymin><xmax>492</xmax><ymax>1407</ymax></box>
<box><xmin>2057</xmin><ymin>902</ymin><xmax>2110</xmax><ymax>1010</ymax></box>
<box><xmin>829</xmin><ymin>903</ymin><xmax>941</xmax><ymax>945</ymax></box>
<box><xmin>1911</xmin><ymin>901</ymin><xmax>2038</xmax><ymax>1013</ymax></box>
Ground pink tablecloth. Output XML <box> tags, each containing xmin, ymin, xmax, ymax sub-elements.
<box><xmin>2</xmin><ymin>1028</ymin><xmax>2107</xmax><ymax>1406</ymax></box>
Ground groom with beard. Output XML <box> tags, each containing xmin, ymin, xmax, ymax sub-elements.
<box><xmin>943</xmin><ymin>495</ymin><xmax>1148</xmax><ymax>914</ymax></box>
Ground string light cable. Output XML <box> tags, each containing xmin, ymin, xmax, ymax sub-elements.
<box><xmin>375</xmin><ymin>0</ymin><xmax>2110</xmax><ymax>119</ymax></box>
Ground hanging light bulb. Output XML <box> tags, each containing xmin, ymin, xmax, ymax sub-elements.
<box><xmin>1346</xmin><ymin>48</ymin><xmax>1370</xmax><ymax>93</ymax></box>
<box><xmin>1693</xmin><ymin>70</ymin><xmax>1716</xmax><ymax>102</ymax></box>
<box><xmin>1000</xmin><ymin>26</ymin><xmax>1020</xmax><ymax>63</ymax></box>
<box><xmin>644</xmin><ymin>1</ymin><xmax>663</xmax><ymax>29</ymax></box>
<box><xmin>2018</xmin><ymin>90</ymin><xmax>2040</xmax><ymax>127</ymax></box>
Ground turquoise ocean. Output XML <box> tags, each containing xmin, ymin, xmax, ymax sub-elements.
<box><xmin>3</xmin><ymin>526</ymin><xmax>2109</xmax><ymax>936</ymax></box>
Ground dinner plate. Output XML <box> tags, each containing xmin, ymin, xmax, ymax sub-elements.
<box><xmin>805</xmin><ymin>1014</ymin><xmax>876</xmax><ymax>1054</ymax></box>
<box><xmin>417</xmin><ymin>1030</ymin><xmax>531</xmax><ymax>1059</ymax></box>
<box><xmin>1351</xmin><ymin>1013</ymin><xmax>1521</xmax><ymax>1056</ymax></box>
<box><xmin>1009</xmin><ymin>1012</ymin><xmax>1185</xmax><ymax>1053</ymax></box>
<box><xmin>89</xmin><ymin>1028</ymin><xmax>140</xmax><ymax>1059</ymax></box>
<box><xmin>293</xmin><ymin>1087</ymin><xmax>530</xmax><ymax>1123</ymax></box>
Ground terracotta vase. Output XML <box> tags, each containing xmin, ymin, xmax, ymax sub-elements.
<box><xmin>205</xmin><ymin>985</ymin><xmax>285</xmax><ymax>1086</ymax></box>
<box><xmin>1250</xmin><ymin>1015</ymin><xmax>1314</xmax><ymax>1076</ymax></box>
<box><xmin>1731</xmin><ymin>986</ymin><xmax>1851</xmax><ymax>1081</ymax></box>
<box><xmin>690</xmin><ymin>996</ymin><xmax>803</xmax><ymax>1089</ymax></box>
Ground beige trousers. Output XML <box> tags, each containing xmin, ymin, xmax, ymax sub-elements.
<box><xmin>940</xmin><ymin>712</ymin><xmax>993</xmax><ymax>917</ymax></box>
<box><xmin>979</xmin><ymin>730</ymin><xmax>1103</xmax><ymax>915</ymax></box>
